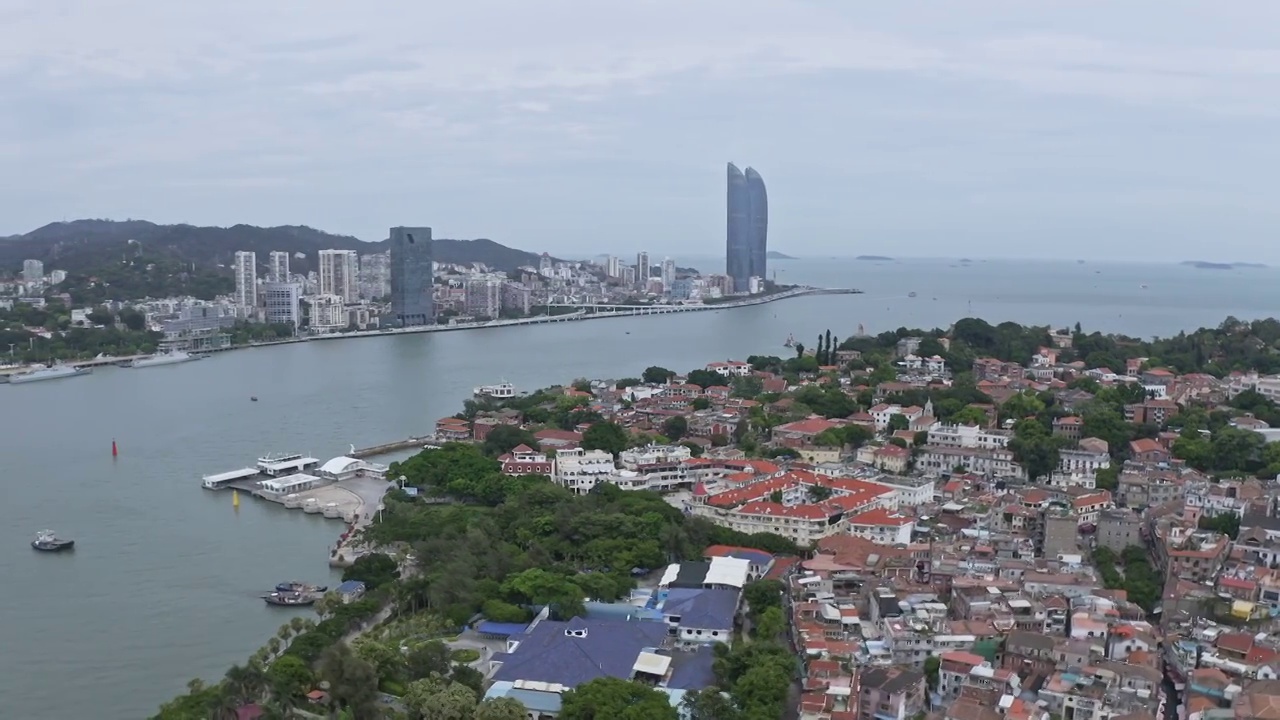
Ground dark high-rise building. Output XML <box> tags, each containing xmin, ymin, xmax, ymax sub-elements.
<box><xmin>389</xmin><ymin>226</ymin><xmax>434</xmax><ymax>327</ymax></box>
<box><xmin>726</xmin><ymin>162</ymin><xmax>768</xmax><ymax>292</ymax></box>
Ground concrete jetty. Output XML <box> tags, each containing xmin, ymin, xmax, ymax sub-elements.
<box><xmin>348</xmin><ymin>437</ymin><xmax>432</xmax><ymax>459</ymax></box>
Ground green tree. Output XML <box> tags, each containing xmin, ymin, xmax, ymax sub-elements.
<box><xmin>887</xmin><ymin>414</ymin><xmax>909</xmax><ymax>433</ymax></box>
<box><xmin>950</xmin><ymin>406</ymin><xmax>988</xmax><ymax>426</ymax></box>
<box><xmin>560</xmin><ymin>677</ymin><xmax>679</xmax><ymax>720</ymax></box>
<box><xmin>476</xmin><ymin>697</ymin><xmax>529</xmax><ymax>720</ymax></box>
<box><xmin>662</xmin><ymin>416</ymin><xmax>689</xmax><ymax>441</ymax></box>
<box><xmin>1198</xmin><ymin>513</ymin><xmax>1241</xmax><ymax>540</ymax></box>
<box><xmin>265</xmin><ymin>655</ymin><xmax>314</xmax><ymax>708</ymax></box>
<box><xmin>582</xmin><ymin>422</ymin><xmax>628</xmax><ymax>456</ymax></box>
<box><xmin>742</xmin><ymin>579</ymin><xmax>784</xmax><ymax>618</ymax></box>
<box><xmin>924</xmin><ymin>655</ymin><xmax>940</xmax><ymax>690</ymax></box>
<box><xmin>342</xmin><ymin>552</ymin><xmax>400</xmax><ymax>590</ymax></box>
<box><xmin>482</xmin><ymin>425</ymin><xmax>540</xmax><ymax>458</ymax></box>
<box><xmin>752</xmin><ymin>606</ymin><xmax>786</xmax><ymax>640</ymax></box>
<box><xmin>318</xmin><ymin>643</ymin><xmax>380</xmax><ymax>718</ymax></box>
<box><xmin>86</xmin><ymin>305</ymin><xmax>115</xmax><ymax>326</ymax></box>
<box><xmin>642</xmin><ymin>366</ymin><xmax>676</xmax><ymax>384</ymax></box>
<box><xmin>1009</xmin><ymin>419</ymin><xmax>1063</xmax><ymax>481</ymax></box>
<box><xmin>1000</xmin><ymin>391</ymin><xmax>1046</xmax><ymax>422</ymax></box>
<box><xmin>682</xmin><ymin>689</ymin><xmax>743</xmax><ymax>720</ymax></box>
<box><xmin>691</xmin><ymin>397</ymin><xmax>712</xmax><ymax>411</ymax></box>
<box><xmin>615</xmin><ymin>377</ymin><xmax>641</xmax><ymax>389</ymax></box>
<box><xmin>687</xmin><ymin>369</ymin><xmax>724</xmax><ymax>389</ymax></box>
<box><xmin>407</xmin><ymin>640</ymin><xmax>453</xmax><ymax>680</ymax></box>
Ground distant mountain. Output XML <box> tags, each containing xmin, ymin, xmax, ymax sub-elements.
<box><xmin>855</xmin><ymin>255</ymin><xmax>894</xmax><ymax>261</ymax></box>
<box><xmin>0</xmin><ymin>219</ymin><xmax>551</xmax><ymax>275</ymax></box>
<box><xmin>766</xmin><ymin>251</ymin><xmax>797</xmax><ymax>260</ymax></box>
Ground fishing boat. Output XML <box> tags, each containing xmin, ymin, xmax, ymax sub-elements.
<box><xmin>275</xmin><ymin>581</ymin><xmax>328</xmax><ymax>594</ymax></box>
<box><xmin>908</xmin><ymin>291</ymin><xmax>918</xmax><ymax>298</ymax></box>
<box><xmin>31</xmin><ymin>530</ymin><xmax>75</xmax><ymax>552</ymax></box>
<box><xmin>262</xmin><ymin>591</ymin><xmax>318</xmax><ymax>607</ymax></box>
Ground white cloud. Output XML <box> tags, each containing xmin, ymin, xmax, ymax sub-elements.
<box><xmin>3</xmin><ymin>1</ymin><xmax>1280</xmax><ymax>259</ymax></box>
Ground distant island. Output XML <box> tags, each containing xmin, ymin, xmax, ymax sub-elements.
<box><xmin>766</xmin><ymin>251</ymin><xmax>796</xmax><ymax>260</ymax></box>
<box><xmin>855</xmin><ymin>255</ymin><xmax>893</xmax><ymax>262</ymax></box>
<box><xmin>1181</xmin><ymin>261</ymin><xmax>1268</xmax><ymax>270</ymax></box>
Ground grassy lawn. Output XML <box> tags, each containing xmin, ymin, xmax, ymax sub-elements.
<box><xmin>450</xmin><ymin>648</ymin><xmax>481</xmax><ymax>663</ymax></box>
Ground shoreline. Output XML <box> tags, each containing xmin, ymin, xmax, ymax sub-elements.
<box><xmin>0</xmin><ymin>285</ymin><xmax>856</xmax><ymax>374</ymax></box>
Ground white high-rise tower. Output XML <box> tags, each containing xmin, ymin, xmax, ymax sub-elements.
<box><xmin>234</xmin><ymin>251</ymin><xmax>257</xmax><ymax>308</ymax></box>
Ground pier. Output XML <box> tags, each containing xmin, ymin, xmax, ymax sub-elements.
<box><xmin>348</xmin><ymin>437</ymin><xmax>433</xmax><ymax>459</ymax></box>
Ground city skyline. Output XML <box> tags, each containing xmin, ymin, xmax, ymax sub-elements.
<box><xmin>726</xmin><ymin>162</ymin><xmax>768</xmax><ymax>292</ymax></box>
<box><xmin>7</xmin><ymin>3</ymin><xmax>1280</xmax><ymax>262</ymax></box>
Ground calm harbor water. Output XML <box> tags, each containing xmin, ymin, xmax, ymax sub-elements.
<box><xmin>2</xmin><ymin>257</ymin><xmax>1277</xmax><ymax>718</ymax></box>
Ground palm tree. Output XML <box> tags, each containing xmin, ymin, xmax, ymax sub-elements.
<box><xmin>212</xmin><ymin>688</ymin><xmax>241</xmax><ymax>720</ymax></box>
<box><xmin>289</xmin><ymin>616</ymin><xmax>308</xmax><ymax>635</ymax></box>
<box><xmin>277</xmin><ymin>623</ymin><xmax>293</xmax><ymax>642</ymax></box>
<box><xmin>267</xmin><ymin>636</ymin><xmax>282</xmax><ymax>657</ymax></box>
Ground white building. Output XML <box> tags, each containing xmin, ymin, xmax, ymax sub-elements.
<box><xmin>1057</xmin><ymin>448</ymin><xmax>1110</xmax><ymax>476</ymax></box>
<box><xmin>636</xmin><ymin>252</ymin><xmax>650</xmax><ymax>288</ymax></box>
<box><xmin>465</xmin><ymin>275</ymin><xmax>503</xmax><ymax>318</ymax></box>
<box><xmin>318</xmin><ymin>249</ymin><xmax>359</xmax><ymax>303</ymax></box>
<box><xmin>926</xmin><ymin>423</ymin><xmax>1012</xmax><ymax>450</ymax></box>
<box><xmin>263</xmin><ymin>281</ymin><xmax>302</xmax><ymax>330</ymax></box>
<box><xmin>22</xmin><ymin>259</ymin><xmax>44</xmax><ymax>284</ymax></box>
<box><xmin>309</xmin><ymin>293</ymin><xmax>346</xmax><ymax>333</ymax></box>
<box><xmin>233</xmin><ymin>251</ymin><xmax>257</xmax><ymax>309</ymax></box>
<box><xmin>612</xmin><ymin>444</ymin><xmax>692</xmax><ymax>492</ymax></box>
<box><xmin>869</xmin><ymin>404</ymin><xmax>925</xmax><ymax>432</ymax></box>
<box><xmin>605</xmin><ymin>255</ymin><xmax>620</xmax><ymax>278</ymax></box>
<box><xmin>268</xmin><ymin>251</ymin><xmax>291</xmax><ymax>282</ymax></box>
<box><xmin>845</xmin><ymin>508</ymin><xmax>915</xmax><ymax>545</ymax></box>
<box><xmin>705</xmin><ymin>360</ymin><xmax>751</xmax><ymax>377</ymax></box>
<box><xmin>860</xmin><ymin>475</ymin><xmax>936</xmax><ymax>507</ymax></box>
<box><xmin>555</xmin><ymin>447</ymin><xmax>616</xmax><ymax>494</ymax></box>
<box><xmin>661</xmin><ymin>258</ymin><xmax>676</xmax><ymax>288</ymax></box>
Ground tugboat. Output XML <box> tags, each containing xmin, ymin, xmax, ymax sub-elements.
<box><xmin>263</xmin><ymin>591</ymin><xmax>318</xmax><ymax>607</ymax></box>
<box><xmin>32</xmin><ymin>530</ymin><xmax>75</xmax><ymax>552</ymax></box>
<box><xmin>275</xmin><ymin>581</ymin><xmax>328</xmax><ymax>594</ymax></box>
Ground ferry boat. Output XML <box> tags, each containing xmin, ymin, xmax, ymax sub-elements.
<box><xmin>473</xmin><ymin>381</ymin><xmax>517</xmax><ymax>399</ymax></box>
<box><xmin>201</xmin><ymin>452</ymin><xmax>320</xmax><ymax>490</ymax></box>
<box><xmin>275</xmin><ymin>581</ymin><xmax>328</xmax><ymax>593</ymax></box>
<box><xmin>263</xmin><ymin>591</ymin><xmax>318</xmax><ymax>607</ymax></box>
<box><xmin>32</xmin><ymin>530</ymin><xmax>75</xmax><ymax>552</ymax></box>
<box><xmin>125</xmin><ymin>350</ymin><xmax>202</xmax><ymax>368</ymax></box>
<box><xmin>7</xmin><ymin>364</ymin><xmax>92</xmax><ymax>384</ymax></box>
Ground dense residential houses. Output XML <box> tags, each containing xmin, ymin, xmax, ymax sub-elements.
<box><xmin>408</xmin><ymin>347</ymin><xmax>1280</xmax><ymax>720</ymax></box>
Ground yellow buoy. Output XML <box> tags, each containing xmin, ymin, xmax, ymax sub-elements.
<box><xmin>232</xmin><ymin>489</ymin><xmax>240</xmax><ymax>508</ymax></box>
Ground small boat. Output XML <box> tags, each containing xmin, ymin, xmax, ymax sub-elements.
<box><xmin>263</xmin><ymin>591</ymin><xmax>318</xmax><ymax>607</ymax></box>
<box><xmin>250</xmin><ymin>396</ymin><xmax>258</xmax><ymax>402</ymax></box>
<box><xmin>32</xmin><ymin>530</ymin><xmax>75</xmax><ymax>552</ymax></box>
<box><xmin>908</xmin><ymin>291</ymin><xmax>918</xmax><ymax>298</ymax></box>
<box><xmin>275</xmin><ymin>581</ymin><xmax>328</xmax><ymax>593</ymax></box>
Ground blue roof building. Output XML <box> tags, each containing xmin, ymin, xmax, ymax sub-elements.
<box><xmin>335</xmin><ymin>580</ymin><xmax>366</xmax><ymax>603</ymax></box>
<box><xmin>660</xmin><ymin>588</ymin><xmax>738</xmax><ymax>646</ymax></box>
<box><xmin>489</xmin><ymin>616</ymin><xmax>717</xmax><ymax>692</ymax></box>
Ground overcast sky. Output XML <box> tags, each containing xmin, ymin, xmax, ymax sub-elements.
<box><xmin>4</xmin><ymin>1</ymin><xmax>1280</xmax><ymax>261</ymax></box>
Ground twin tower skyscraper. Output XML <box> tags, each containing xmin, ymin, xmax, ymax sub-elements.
<box><xmin>726</xmin><ymin>162</ymin><xmax>768</xmax><ymax>293</ymax></box>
